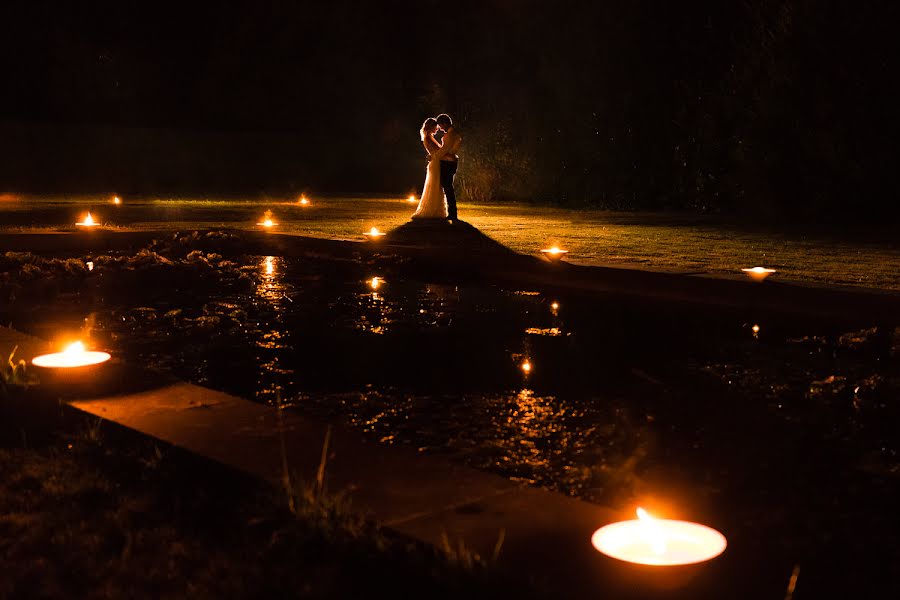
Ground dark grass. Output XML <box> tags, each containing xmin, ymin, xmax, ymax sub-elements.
<box><xmin>0</xmin><ymin>405</ymin><xmax>545</xmax><ymax>600</ymax></box>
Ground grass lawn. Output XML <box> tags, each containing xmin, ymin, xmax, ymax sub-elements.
<box><xmin>2</xmin><ymin>195</ymin><xmax>898</xmax><ymax>290</ymax></box>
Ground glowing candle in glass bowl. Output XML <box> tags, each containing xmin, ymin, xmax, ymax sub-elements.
<box><xmin>32</xmin><ymin>341</ymin><xmax>111</xmax><ymax>369</ymax></box>
<box><xmin>75</xmin><ymin>212</ymin><xmax>100</xmax><ymax>228</ymax></box>
<box><xmin>257</xmin><ymin>210</ymin><xmax>278</xmax><ymax>229</ymax></box>
<box><xmin>540</xmin><ymin>246</ymin><xmax>569</xmax><ymax>262</ymax></box>
<box><xmin>364</xmin><ymin>227</ymin><xmax>386</xmax><ymax>241</ymax></box>
<box><xmin>592</xmin><ymin>507</ymin><xmax>727</xmax><ymax>567</ymax></box>
<box><xmin>741</xmin><ymin>267</ymin><xmax>776</xmax><ymax>282</ymax></box>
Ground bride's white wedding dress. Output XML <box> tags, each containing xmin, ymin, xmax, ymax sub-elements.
<box><xmin>412</xmin><ymin>134</ymin><xmax>449</xmax><ymax>220</ymax></box>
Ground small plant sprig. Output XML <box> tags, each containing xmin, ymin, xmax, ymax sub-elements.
<box><xmin>1</xmin><ymin>345</ymin><xmax>38</xmax><ymax>396</ymax></box>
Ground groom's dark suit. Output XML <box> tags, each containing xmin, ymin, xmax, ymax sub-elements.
<box><xmin>439</xmin><ymin>126</ymin><xmax>462</xmax><ymax>220</ymax></box>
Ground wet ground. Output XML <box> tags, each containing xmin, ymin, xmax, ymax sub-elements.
<box><xmin>2</xmin><ymin>231</ymin><xmax>898</xmax><ymax>596</ymax></box>
<box><xmin>3</xmin><ymin>195</ymin><xmax>899</xmax><ymax>289</ymax></box>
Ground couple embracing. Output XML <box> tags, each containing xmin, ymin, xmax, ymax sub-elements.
<box><xmin>412</xmin><ymin>113</ymin><xmax>463</xmax><ymax>222</ymax></box>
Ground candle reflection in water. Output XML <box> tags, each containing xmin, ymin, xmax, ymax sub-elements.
<box><xmin>252</xmin><ymin>256</ymin><xmax>295</xmax><ymax>402</ymax></box>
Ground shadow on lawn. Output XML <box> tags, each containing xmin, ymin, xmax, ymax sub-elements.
<box><xmin>386</xmin><ymin>220</ymin><xmax>520</xmax><ymax>257</ymax></box>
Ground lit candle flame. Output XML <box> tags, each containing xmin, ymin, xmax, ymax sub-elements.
<box><xmin>76</xmin><ymin>212</ymin><xmax>98</xmax><ymax>227</ymax></box>
<box><xmin>86</xmin><ymin>261</ymin><xmax>94</xmax><ymax>271</ymax></box>
<box><xmin>742</xmin><ymin>267</ymin><xmax>777</xmax><ymax>281</ymax></box>
<box><xmin>407</xmin><ymin>195</ymin><xmax>417</xmax><ymax>203</ymax></box>
<box><xmin>551</xmin><ymin>301</ymin><xmax>559</xmax><ymax>311</ymax></box>
<box><xmin>369</xmin><ymin>276</ymin><xmax>382</xmax><ymax>290</ymax></box>
<box><xmin>257</xmin><ymin>210</ymin><xmax>277</xmax><ymax>228</ymax></box>
<box><xmin>521</xmin><ymin>359</ymin><xmax>532</xmax><ymax>373</ymax></box>
<box><xmin>299</xmin><ymin>196</ymin><xmax>310</xmax><ymax>205</ymax></box>
<box><xmin>32</xmin><ymin>340</ymin><xmax>111</xmax><ymax>369</ymax></box>
<box><xmin>636</xmin><ymin>507</ymin><xmax>667</xmax><ymax>556</ymax></box>
<box><xmin>752</xmin><ymin>324</ymin><xmax>760</xmax><ymax>334</ymax></box>
<box><xmin>112</xmin><ymin>196</ymin><xmax>122</xmax><ymax>205</ymax></box>
<box><xmin>369</xmin><ymin>227</ymin><xmax>380</xmax><ymax>236</ymax></box>
<box><xmin>64</xmin><ymin>341</ymin><xmax>86</xmax><ymax>354</ymax></box>
<box><xmin>540</xmin><ymin>246</ymin><xmax>569</xmax><ymax>260</ymax></box>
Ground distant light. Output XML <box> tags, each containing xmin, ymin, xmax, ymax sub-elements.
<box><xmin>86</xmin><ymin>261</ymin><xmax>94</xmax><ymax>271</ymax></box>
<box><xmin>76</xmin><ymin>212</ymin><xmax>99</xmax><ymax>227</ymax></box>
<box><xmin>299</xmin><ymin>196</ymin><xmax>310</xmax><ymax>206</ymax></box>
<box><xmin>257</xmin><ymin>210</ymin><xmax>278</xmax><ymax>228</ymax></box>
<box><xmin>369</xmin><ymin>276</ymin><xmax>383</xmax><ymax>290</ymax></box>
<box><xmin>364</xmin><ymin>227</ymin><xmax>386</xmax><ymax>240</ymax></box>
<box><xmin>521</xmin><ymin>359</ymin><xmax>532</xmax><ymax>374</ymax></box>
<box><xmin>407</xmin><ymin>195</ymin><xmax>417</xmax><ymax>203</ymax></box>
<box><xmin>742</xmin><ymin>267</ymin><xmax>776</xmax><ymax>282</ymax></box>
<box><xmin>551</xmin><ymin>301</ymin><xmax>559</xmax><ymax>311</ymax></box>
<box><xmin>751</xmin><ymin>324</ymin><xmax>760</xmax><ymax>334</ymax></box>
<box><xmin>112</xmin><ymin>196</ymin><xmax>122</xmax><ymax>205</ymax></box>
<box><xmin>264</xmin><ymin>256</ymin><xmax>275</xmax><ymax>275</ymax></box>
<box><xmin>540</xmin><ymin>247</ymin><xmax>569</xmax><ymax>262</ymax></box>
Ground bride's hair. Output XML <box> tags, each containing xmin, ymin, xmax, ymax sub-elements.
<box><xmin>420</xmin><ymin>117</ymin><xmax>438</xmax><ymax>141</ymax></box>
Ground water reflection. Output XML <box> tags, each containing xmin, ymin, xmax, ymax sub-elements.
<box><xmin>251</xmin><ymin>255</ymin><xmax>295</xmax><ymax>402</ymax></box>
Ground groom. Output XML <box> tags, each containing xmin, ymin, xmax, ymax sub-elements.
<box><xmin>436</xmin><ymin>113</ymin><xmax>462</xmax><ymax>221</ymax></box>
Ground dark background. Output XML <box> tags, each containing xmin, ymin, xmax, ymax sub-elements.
<box><xmin>1</xmin><ymin>0</ymin><xmax>898</xmax><ymax>222</ymax></box>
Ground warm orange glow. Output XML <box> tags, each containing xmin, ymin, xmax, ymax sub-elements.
<box><xmin>591</xmin><ymin>507</ymin><xmax>727</xmax><ymax>566</ymax></box>
<box><xmin>112</xmin><ymin>196</ymin><xmax>122</xmax><ymax>205</ymax></box>
<box><xmin>521</xmin><ymin>359</ymin><xmax>532</xmax><ymax>374</ymax></box>
<box><xmin>86</xmin><ymin>261</ymin><xmax>94</xmax><ymax>271</ymax></box>
<box><xmin>264</xmin><ymin>256</ymin><xmax>275</xmax><ymax>275</ymax></box>
<box><xmin>257</xmin><ymin>210</ymin><xmax>278</xmax><ymax>228</ymax></box>
<box><xmin>540</xmin><ymin>246</ymin><xmax>569</xmax><ymax>261</ymax></box>
<box><xmin>76</xmin><ymin>212</ymin><xmax>99</xmax><ymax>227</ymax></box>
<box><xmin>742</xmin><ymin>267</ymin><xmax>776</xmax><ymax>281</ymax></box>
<box><xmin>32</xmin><ymin>341</ymin><xmax>111</xmax><ymax>369</ymax></box>
<box><xmin>551</xmin><ymin>301</ymin><xmax>559</xmax><ymax>311</ymax></box>
<box><xmin>407</xmin><ymin>195</ymin><xmax>417</xmax><ymax>203</ymax></box>
<box><xmin>299</xmin><ymin>196</ymin><xmax>310</xmax><ymax>206</ymax></box>
<box><xmin>751</xmin><ymin>324</ymin><xmax>760</xmax><ymax>334</ymax></box>
<box><xmin>369</xmin><ymin>276</ymin><xmax>383</xmax><ymax>290</ymax></box>
<box><xmin>364</xmin><ymin>227</ymin><xmax>386</xmax><ymax>240</ymax></box>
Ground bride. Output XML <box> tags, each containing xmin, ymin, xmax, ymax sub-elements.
<box><xmin>412</xmin><ymin>117</ymin><xmax>451</xmax><ymax>220</ymax></box>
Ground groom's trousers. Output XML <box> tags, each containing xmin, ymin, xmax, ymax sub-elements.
<box><xmin>440</xmin><ymin>160</ymin><xmax>459</xmax><ymax>220</ymax></box>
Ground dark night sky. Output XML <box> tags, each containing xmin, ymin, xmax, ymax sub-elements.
<box><xmin>1</xmin><ymin>1</ymin><xmax>898</xmax><ymax>220</ymax></box>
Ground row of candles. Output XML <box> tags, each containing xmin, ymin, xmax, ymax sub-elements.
<box><xmin>72</xmin><ymin>195</ymin><xmax>779</xmax><ymax>279</ymax></box>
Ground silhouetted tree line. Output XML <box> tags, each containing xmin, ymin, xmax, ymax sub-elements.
<box><xmin>1</xmin><ymin>0</ymin><xmax>896</xmax><ymax>221</ymax></box>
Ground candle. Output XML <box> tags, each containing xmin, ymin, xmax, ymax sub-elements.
<box><xmin>299</xmin><ymin>196</ymin><xmax>310</xmax><ymax>206</ymax></box>
<box><xmin>521</xmin><ymin>359</ymin><xmax>532</xmax><ymax>374</ymax></box>
<box><xmin>32</xmin><ymin>341</ymin><xmax>111</xmax><ymax>369</ymax></box>
<box><xmin>592</xmin><ymin>508</ymin><xmax>727</xmax><ymax>566</ymax></box>
<box><xmin>540</xmin><ymin>246</ymin><xmax>569</xmax><ymax>262</ymax></box>
<box><xmin>75</xmin><ymin>212</ymin><xmax>100</xmax><ymax>228</ymax></box>
<box><xmin>257</xmin><ymin>210</ymin><xmax>278</xmax><ymax>228</ymax></box>
<box><xmin>364</xmin><ymin>227</ymin><xmax>386</xmax><ymax>241</ymax></box>
<box><xmin>407</xmin><ymin>195</ymin><xmax>417</xmax><ymax>203</ymax></box>
<box><xmin>741</xmin><ymin>267</ymin><xmax>776</xmax><ymax>282</ymax></box>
